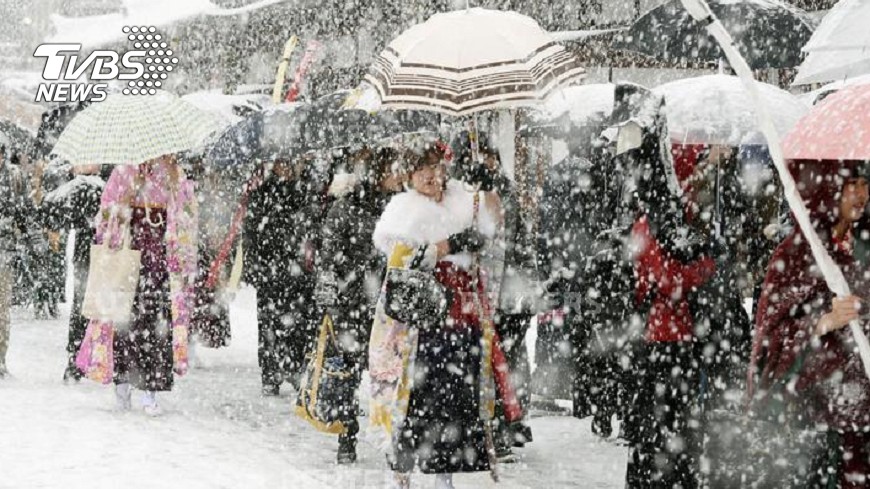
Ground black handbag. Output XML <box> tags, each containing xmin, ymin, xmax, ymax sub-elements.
<box><xmin>384</xmin><ymin>267</ymin><xmax>448</xmax><ymax>326</ymax></box>
<box><xmin>294</xmin><ymin>313</ymin><xmax>356</xmax><ymax>434</ymax></box>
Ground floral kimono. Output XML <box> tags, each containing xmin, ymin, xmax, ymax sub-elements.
<box><xmin>77</xmin><ymin>161</ymin><xmax>198</xmax><ymax>389</ymax></box>
<box><xmin>368</xmin><ymin>179</ymin><xmax>511</xmax><ymax>474</ymax></box>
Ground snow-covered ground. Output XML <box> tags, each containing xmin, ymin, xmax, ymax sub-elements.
<box><xmin>0</xmin><ymin>288</ymin><xmax>626</xmax><ymax>489</ymax></box>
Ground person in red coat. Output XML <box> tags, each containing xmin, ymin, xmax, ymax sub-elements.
<box><xmin>749</xmin><ymin>159</ymin><xmax>870</xmax><ymax>488</ymax></box>
<box><xmin>624</xmin><ymin>213</ymin><xmax>716</xmax><ymax>488</ymax></box>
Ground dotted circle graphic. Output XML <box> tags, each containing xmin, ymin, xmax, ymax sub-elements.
<box><xmin>121</xmin><ymin>25</ymin><xmax>177</xmax><ymax>96</ymax></box>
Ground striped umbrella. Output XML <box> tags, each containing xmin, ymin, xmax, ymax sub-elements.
<box><xmin>52</xmin><ymin>90</ymin><xmax>221</xmax><ymax>166</ymax></box>
<box><xmin>365</xmin><ymin>8</ymin><xmax>585</xmax><ymax>117</ymax></box>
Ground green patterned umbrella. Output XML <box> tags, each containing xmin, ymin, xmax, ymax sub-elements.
<box><xmin>51</xmin><ymin>91</ymin><xmax>221</xmax><ymax>166</ymax></box>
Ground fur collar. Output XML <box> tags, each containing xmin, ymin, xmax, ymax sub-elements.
<box><xmin>373</xmin><ymin>179</ymin><xmax>498</xmax><ymax>268</ymax></box>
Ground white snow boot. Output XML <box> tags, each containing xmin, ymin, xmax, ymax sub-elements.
<box><xmin>114</xmin><ymin>383</ymin><xmax>132</xmax><ymax>411</ymax></box>
<box><xmin>142</xmin><ymin>391</ymin><xmax>162</xmax><ymax>416</ymax></box>
<box><xmin>434</xmin><ymin>474</ymin><xmax>455</xmax><ymax>489</ymax></box>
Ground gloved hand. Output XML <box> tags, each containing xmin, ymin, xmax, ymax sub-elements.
<box><xmin>447</xmin><ymin>228</ymin><xmax>486</xmax><ymax>254</ymax></box>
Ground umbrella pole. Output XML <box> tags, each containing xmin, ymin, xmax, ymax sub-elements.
<box><xmin>680</xmin><ymin>0</ymin><xmax>870</xmax><ymax>381</ymax></box>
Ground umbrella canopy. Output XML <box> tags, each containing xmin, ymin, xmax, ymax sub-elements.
<box><xmin>802</xmin><ymin>0</ymin><xmax>870</xmax><ymax>52</ymax></box>
<box><xmin>52</xmin><ymin>91</ymin><xmax>221</xmax><ymax>166</ymax></box>
<box><xmin>309</xmin><ymin>91</ymin><xmax>385</xmax><ymax>150</ymax></box>
<box><xmin>782</xmin><ymin>84</ymin><xmax>870</xmax><ymax>161</ymax></box>
<box><xmin>792</xmin><ymin>0</ymin><xmax>870</xmax><ymax>86</ymax></box>
<box><xmin>365</xmin><ymin>7</ymin><xmax>586</xmax><ymax>116</ymax></box>
<box><xmin>655</xmin><ymin>74</ymin><xmax>808</xmax><ymax>146</ymax></box>
<box><xmin>613</xmin><ymin>0</ymin><xmax>815</xmax><ymax>70</ymax></box>
<box><xmin>206</xmin><ymin>103</ymin><xmax>317</xmax><ymax>170</ymax></box>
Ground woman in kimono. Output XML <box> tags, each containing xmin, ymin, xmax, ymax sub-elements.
<box><xmin>82</xmin><ymin>154</ymin><xmax>197</xmax><ymax>415</ymax></box>
<box><xmin>368</xmin><ymin>139</ymin><xmax>501</xmax><ymax>489</ymax></box>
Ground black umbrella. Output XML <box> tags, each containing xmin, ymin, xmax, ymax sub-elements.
<box><xmin>206</xmin><ymin>103</ymin><xmax>321</xmax><ymax>174</ymax></box>
<box><xmin>612</xmin><ymin>0</ymin><xmax>814</xmax><ymax>70</ymax></box>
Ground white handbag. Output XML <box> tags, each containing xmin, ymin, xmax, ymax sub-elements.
<box><xmin>82</xmin><ymin>224</ymin><xmax>142</xmax><ymax>324</ymax></box>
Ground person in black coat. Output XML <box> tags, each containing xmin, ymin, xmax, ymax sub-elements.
<box><xmin>536</xmin><ymin>114</ymin><xmax>632</xmax><ymax>438</ymax></box>
<box><xmin>41</xmin><ymin>163</ymin><xmax>107</xmax><ymax>381</ymax></box>
<box><xmin>245</xmin><ymin>157</ymin><xmax>326</xmax><ymax>396</ymax></box>
<box><xmin>316</xmin><ymin>146</ymin><xmax>404</xmax><ymax>463</ymax></box>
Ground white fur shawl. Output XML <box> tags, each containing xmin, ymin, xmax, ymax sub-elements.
<box><xmin>373</xmin><ymin>179</ymin><xmax>498</xmax><ymax>269</ymax></box>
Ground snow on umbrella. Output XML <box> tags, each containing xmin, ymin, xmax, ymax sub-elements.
<box><xmin>613</xmin><ymin>0</ymin><xmax>815</xmax><ymax>70</ymax></box>
<box><xmin>365</xmin><ymin>7</ymin><xmax>586</xmax><ymax>117</ymax></box>
<box><xmin>782</xmin><ymin>84</ymin><xmax>870</xmax><ymax>162</ymax></box>
<box><xmin>51</xmin><ymin>90</ymin><xmax>221</xmax><ymax>166</ymax></box>
<box><xmin>529</xmin><ymin>83</ymin><xmax>615</xmax><ymax>137</ymax></box>
<box><xmin>181</xmin><ymin>90</ymin><xmax>271</xmax><ymax>129</ymax></box>
<box><xmin>543</xmin><ymin>83</ymin><xmax>615</xmax><ymax>125</ymax></box>
<box><xmin>654</xmin><ymin>74</ymin><xmax>808</xmax><ymax>146</ymax></box>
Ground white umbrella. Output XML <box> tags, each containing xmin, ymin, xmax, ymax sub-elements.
<box><xmin>52</xmin><ymin>90</ymin><xmax>221</xmax><ymax>166</ymax></box>
<box><xmin>654</xmin><ymin>74</ymin><xmax>808</xmax><ymax>146</ymax></box>
<box><xmin>793</xmin><ymin>0</ymin><xmax>870</xmax><ymax>86</ymax></box>
<box><xmin>802</xmin><ymin>0</ymin><xmax>870</xmax><ymax>52</ymax></box>
<box><xmin>365</xmin><ymin>7</ymin><xmax>585</xmax><ymax>116</ymax></box>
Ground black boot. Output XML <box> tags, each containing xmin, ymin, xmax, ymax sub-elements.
<box><xmin>337</xmin><ymin>433</ymin><xmax>357</xmax><ymax>464</ymax></box>
<box><xmin>510</xmin><ymin>422</ymin><xmax>534</xmax><ymax>447</ymax></box>
<box><xmin>63</xmin><ymin>364</ymin><xmax>83</xmax><ymax>383</ymax></box>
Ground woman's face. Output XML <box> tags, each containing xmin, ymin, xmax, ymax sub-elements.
<box><xmin>840</xmin><ymin>177</ymin><xmax>869</xmax><ymax>225</ymax></box>
<box><xmin>410</xmin><ymin>155</ymin><xmax>446</xmax><ymax>201</ymax></box>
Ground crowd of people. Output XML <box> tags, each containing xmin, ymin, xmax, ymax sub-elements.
<box><xmin>1</xmin><ymin>80</ymin><xmax>869</xmax><ymax>489</ymax></box>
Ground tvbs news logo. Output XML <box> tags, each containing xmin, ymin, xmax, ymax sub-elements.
<box><xmin>33</xmin><ymin>26</ymin><xmax>178</xmax><ymax>103</ymax></box>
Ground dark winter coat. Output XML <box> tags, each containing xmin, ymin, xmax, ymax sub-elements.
<box><xmin>317</xmin><ymin>180</ymin><xmax>390</xmax><ymax>357</ymax></box>
<box><xmin>0</xmin><ymin>162</ymin><xmax>30</xmax><ymax>259</ymax></box>
<box><xmin>537</xmin><ymin>152</ymin><xmax>622</xmax><ymax>306</ymax></box>
<box><xmin>42</xmin><ymin>175</ymin><xmax>104</xmax><ymax>265</ymax></box>
<box><xmin>244</xmin><ymin>173</ymin><xmax>324</xmax><ymax>290</ymax></box>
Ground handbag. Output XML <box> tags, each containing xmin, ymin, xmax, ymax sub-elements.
<box><xmin>384</xmin><ymin>267</ymin><xmax>448</xmax><ymax>327</ymax></box>
<box><xmin>294</xmin><ymin>313</ymin><xmax>356</xmax><ymax>434</ymax></box>
<box><xmin>81</xmin><ymin>223</ymin><xmax>142</xmax><ymax>324</ymax></box>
